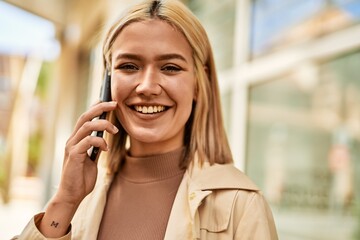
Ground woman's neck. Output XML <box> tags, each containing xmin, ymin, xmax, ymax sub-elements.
<box><xmin>128</xmin><ymin>139</ymin><xmax>184</xmax><ymax>157</ymax></box>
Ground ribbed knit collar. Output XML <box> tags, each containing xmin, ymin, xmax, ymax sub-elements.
<box><xmin>118</xmin><ymin>147</ymin><xmax>186</xmax><ymax>183</ymax></box>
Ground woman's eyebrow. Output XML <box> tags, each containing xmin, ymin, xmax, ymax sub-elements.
<box><xmin>113</xmin><ymin>53</ymin><xmax>143</xmax><ymax>61</ymax></box>
<box><xmin>113</xmin><ymin>53</ymin><xmax>188</xmax><ymax>63</ymax></box>
<box><xmin>155</xmin><ymin>53</ymin><xmax>188</xmax><ymax>63</ymax></box>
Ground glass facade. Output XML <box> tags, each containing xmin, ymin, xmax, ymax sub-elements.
<box><xmin>247</xmin><ymin>51</ymin><xmax>360</xmax><ymax>239</ymax></box>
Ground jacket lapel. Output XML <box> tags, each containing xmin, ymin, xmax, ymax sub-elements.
<box><xmin>164</xmin><ymin>172</ymin><xmax>193</xmax><ymax>240</ymax></box>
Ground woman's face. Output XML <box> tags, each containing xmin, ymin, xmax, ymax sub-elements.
<box><xmin>110</xmin><ymin>19</ymin><xmax>196</xmax><ymax>157</ymax></box>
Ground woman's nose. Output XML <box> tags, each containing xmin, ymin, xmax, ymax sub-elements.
<box><xmin>135</xmin><ymin>68</ymin><xmax>162</xmax><ymax>96</ymax></box>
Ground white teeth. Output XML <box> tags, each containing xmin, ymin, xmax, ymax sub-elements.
<box><xmin>134</xmin><ymin>105</ymin><xmax>165</xmax><ymax>114</ymax></box>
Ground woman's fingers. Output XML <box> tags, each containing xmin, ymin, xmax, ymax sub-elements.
<box><xmin>67</xmin><ymin>100</ymin><xmax>118</xmax><ymax>149</ymax></box>
<box><xmin>64</xmin><ymin>101</ymin><xmax>118</xmax><ymax>161</ymax></box>
<box><xmin>68</xmin><ymin>135</ymin><xmax>109</xmax><ymax>159</ymax></box>
<box><xmin>72</xmin><ymin>101</ymin><xmax>117</xmax><ymax>134</ymax></box>
<box><xmin>67</xmin><ymin>119</ymin><xmax>119</xmax><ymax>148</ymax></box>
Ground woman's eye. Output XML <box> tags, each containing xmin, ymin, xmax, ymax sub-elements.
<box><xmin>118</xmin><ymin>64</ymin><xmax>139</xmax><ymax>71</ymax></box>
<box><xmin>161</xmin><ymin>65</ymin><xmax>181</xmax><ymax>72</ymax></box>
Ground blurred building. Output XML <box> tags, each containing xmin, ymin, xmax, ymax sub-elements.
<box><xmin>1</xmin><ymin>0</ymin><xmax>360</xmax><ymax>239</ymax></box>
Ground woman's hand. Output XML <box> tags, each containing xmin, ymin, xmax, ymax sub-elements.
<box><xmin>58</xmin><ymin>101</ymin><xmax>118</xmax><ymax>205</ymax></box>
<box><xmin>39</xmin><ymin>101</ymin><xmax>118</xmax><ymax>237</ymax></box>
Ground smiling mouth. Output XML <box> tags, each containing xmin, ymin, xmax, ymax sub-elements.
<box><xmin>133</xmin><ymin>105</ymin><xmax>167</xmax><ymax>114</ymax></box>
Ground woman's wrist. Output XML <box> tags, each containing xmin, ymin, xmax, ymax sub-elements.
<box><xmin>38</xmin><ymin>196</ymin><xmax>79</xmax><ymax>238</ymax></box>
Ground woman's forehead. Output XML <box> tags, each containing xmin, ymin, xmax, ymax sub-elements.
<box><xmin>111</xmin><ymin>19</ymin><xmax>193</xmax><ymax>61</ymax></box>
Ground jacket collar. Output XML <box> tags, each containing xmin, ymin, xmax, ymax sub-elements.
<box><xmin>188</xmin><ymin>161</ymin><xmax>259</xmax><ymax>192</ymax></box>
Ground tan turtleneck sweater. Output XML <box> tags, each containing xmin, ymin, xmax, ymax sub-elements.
<box><xmin>97</xmin><ymin>148</ymin><xmax>186</xmax><ymax>240</ymax></box>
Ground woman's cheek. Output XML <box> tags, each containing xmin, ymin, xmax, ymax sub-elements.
<box><xmin>111</xmin><ymin>81</ymin><xmax>126</xmax><ymax>101</ymax></box>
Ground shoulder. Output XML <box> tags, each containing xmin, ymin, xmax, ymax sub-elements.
<box><xmin>189</xmin><ymin>163</ymin><xmax>259</xmax><ymax>192</ymax></box>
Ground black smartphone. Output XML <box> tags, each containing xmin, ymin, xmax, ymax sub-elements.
<box><xmin>89</xmin><ymin>70</ymin><xmax>112</xmax><ymax>161</ymax></box>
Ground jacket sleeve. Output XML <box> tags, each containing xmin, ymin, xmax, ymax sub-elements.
<box><xmin>13</xmin><ymin>213</ymin><xmax>71</xmax><ymax>240</ymax></box>
<box><xmin>234</xmin><ymin>191</ymin><xmax>278</xmax><ymax>240</ymax></box>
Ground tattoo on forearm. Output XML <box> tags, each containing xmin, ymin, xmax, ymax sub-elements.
<box><xmin>51</xmin><ymin>221</ymin><xmax>59</xmax><ymax>228</ymax></box>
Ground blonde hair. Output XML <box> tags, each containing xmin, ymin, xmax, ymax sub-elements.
<box><xmin>102</xmin><ymin>0</ymin><xmax>232</xmax><ymax>173</ymax></box>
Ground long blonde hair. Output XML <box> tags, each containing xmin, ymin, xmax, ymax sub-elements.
<box><xmin>102</xmin><ymin>0</ymin><xmax>232</xmax><ymax>173</ymax></box>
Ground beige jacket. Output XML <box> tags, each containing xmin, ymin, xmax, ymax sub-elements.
<box><xmin>16</xmin><ymin>162</ymin><xmax>278</xmax><ymax>240</ymax></box>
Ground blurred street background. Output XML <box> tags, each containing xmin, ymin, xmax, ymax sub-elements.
<box><xmin>1</xmin><ymin>0</ymin><xmax>360</xmax><ymax>239</ymax></box>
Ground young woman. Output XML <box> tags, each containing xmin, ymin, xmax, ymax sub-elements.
<box><xmin>16</xmin><ymin>0</ymin><xmax>278</xmax><ymax>239</ymax></box>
